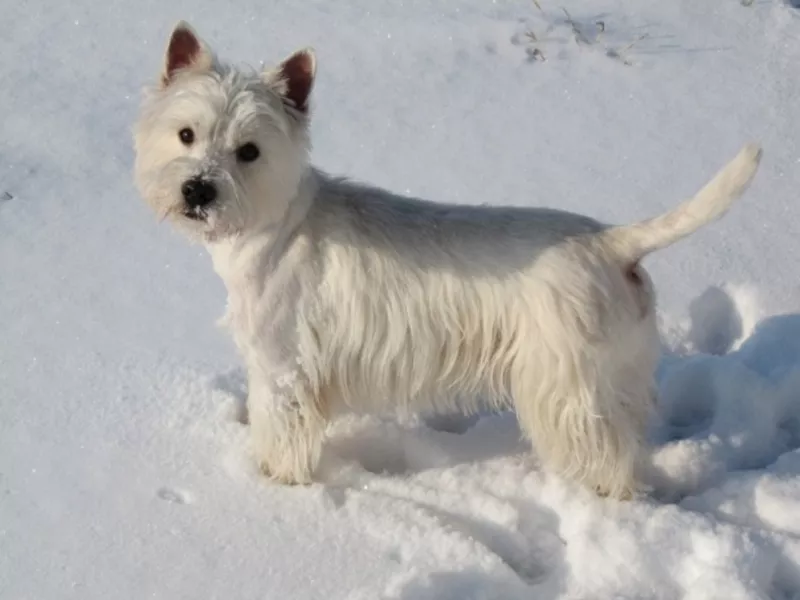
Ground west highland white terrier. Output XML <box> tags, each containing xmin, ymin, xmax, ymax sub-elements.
<box><xmin>133</xmin><ymin>22</ymin><xmax>762</xmax><ymax>499</ymax></box>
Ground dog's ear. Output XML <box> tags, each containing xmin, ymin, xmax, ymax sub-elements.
<box><xmin>162</xmin><ymin>21</ymin><xmax>213</xmax><ymax>86</ymax></box>
<box><xmin>265</xmin><ymin>48</ymin><xmax>316</xmax><ymax>114</ymax></box>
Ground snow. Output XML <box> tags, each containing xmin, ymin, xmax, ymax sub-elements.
<box><xmin>2</xmin><ymin>0</ymin><xmax>800</xmax><ymax>598</ymax></box>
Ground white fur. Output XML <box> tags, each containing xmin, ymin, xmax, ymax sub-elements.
<box><xmin>133</xmin><ymin>22</ymin><xmax>762</xmax><ymax>499</ymax></box>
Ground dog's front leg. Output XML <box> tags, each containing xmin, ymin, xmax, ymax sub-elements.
<box><xmin>247</xmin><ymin>367</ymin><xmax>327</xmax><ymax>485</ymax></box>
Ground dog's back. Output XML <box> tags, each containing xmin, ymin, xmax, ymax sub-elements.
<box><xmin>309</xmin><ymin>142</ymin><xmax>761</xmax><ymax>282</ymax></box>
<box><xmin>310</xmin><ymin>170</ymin><xmax>610</xmax><ymax>279</ymax></box>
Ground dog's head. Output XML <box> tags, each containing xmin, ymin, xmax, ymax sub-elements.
<box><xmin>133</xmin><ymin>22</ymin><xmax>315</xmax><ymax>241</ymax></box>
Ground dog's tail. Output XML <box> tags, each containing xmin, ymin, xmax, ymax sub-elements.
<box><xmin>602</xmin><ymin>143</ymin><xmax>762</xmax><ymax>263</ymax></box>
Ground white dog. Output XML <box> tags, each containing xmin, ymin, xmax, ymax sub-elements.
<box><xmin>133</xmin><ymin>22</ymin><xmax>762</xmax><ymax>499</ymax></box>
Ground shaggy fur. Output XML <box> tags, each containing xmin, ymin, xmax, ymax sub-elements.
<box><xmin>133</xmin><ymin>22</ymin><xmax>762</xmax><ymax>499</ymax></box>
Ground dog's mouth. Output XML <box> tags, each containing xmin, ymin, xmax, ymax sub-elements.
<box><xmin>183</xmin><ymin>206</ymin><xmax>208</xmax><ymax>221</ymax></box>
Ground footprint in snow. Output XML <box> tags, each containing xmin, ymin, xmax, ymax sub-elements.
<box><xmin>157</xmin><ymin>487</ymin><xmax>192</xmax><ymax>505</ymax></box>
<box><xmin>686</xmin><ymin>286</ymin><xmax>742</xmax><ymax>356</ymax></box>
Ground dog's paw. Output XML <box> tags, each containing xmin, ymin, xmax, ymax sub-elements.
<box><xmin>258</xmin><ymin>460</ymin><xmax>312</xmax><ymax>485</ymax></box>
<box><xmin>252</xmin><ymin>426</ymin><xmax>320</xmax><ymax>485</ymax></box>
<box><xmin>594</xmin><ymin>486</ymin><xmax>631</xmax><ymax>501</ymax></box>
<box><xmin>594</xmin><ymin>480</ymin><xmax>653</xmax><ymax>501</ymax></box>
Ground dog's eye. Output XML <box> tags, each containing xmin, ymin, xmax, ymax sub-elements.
<box><xmin>236</xmin><ymin>143</ymin><xmax>260</xmax><ymax>163</ymax></box>
<box><xmin>179</xmin><ymin>128</ymin><xmax>195</xmax><ymax>145</ymax></box>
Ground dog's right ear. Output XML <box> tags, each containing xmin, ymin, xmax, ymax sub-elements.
<box><xmin>161</xmin><ymin>21</ymin><xmax>213</xmax><ymax>86</ymax></box>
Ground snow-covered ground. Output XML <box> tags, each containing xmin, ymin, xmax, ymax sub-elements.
<box><xmin>2</xmin><ymin>0</ymin><xmax>800</xmax><ymax>598</ymax></box>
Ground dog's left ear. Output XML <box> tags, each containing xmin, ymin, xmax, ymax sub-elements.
<box><xmin>265</xmin><ymin>48</ymin><xmax>316</xmax><ymax>114</ymax></box>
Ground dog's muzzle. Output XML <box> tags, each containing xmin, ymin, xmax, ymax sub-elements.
<box><xmin>181</xmin><ymin>177</ymin><xmax>217</xmax><ymax>220</ymax></box>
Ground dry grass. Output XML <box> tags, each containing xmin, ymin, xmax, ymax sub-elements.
<box><xmin>523</xmin><ymin>0</ymin><xmax>649</xmax><ymax>66</ymax></box>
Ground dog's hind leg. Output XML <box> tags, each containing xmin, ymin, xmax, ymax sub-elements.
<box><xmin>510</xmin><ymin>337</ymin><xmax>652</xmax><ymax>500</ymax></box>
<box><xmin>513</xmin><ymin>373</ymin><xmax>640</xmax><ymax>499</ymax></box>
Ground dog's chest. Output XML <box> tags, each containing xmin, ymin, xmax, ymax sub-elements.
<box><xmin>209</xmin><ymin>236</ymin><xmax>309</xmax><ymax>365</ymax></box>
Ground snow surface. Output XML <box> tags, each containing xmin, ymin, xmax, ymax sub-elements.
<box><xmin>2</xmin><ymin>0</ymin><xmax>800</xmax><ymax>598</ymax></box>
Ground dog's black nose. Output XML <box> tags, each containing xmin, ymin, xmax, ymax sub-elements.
<box><xmin>181</xmin><ymin>178</ymin><xmax>217</xmax><ymax>208</ymax></box>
